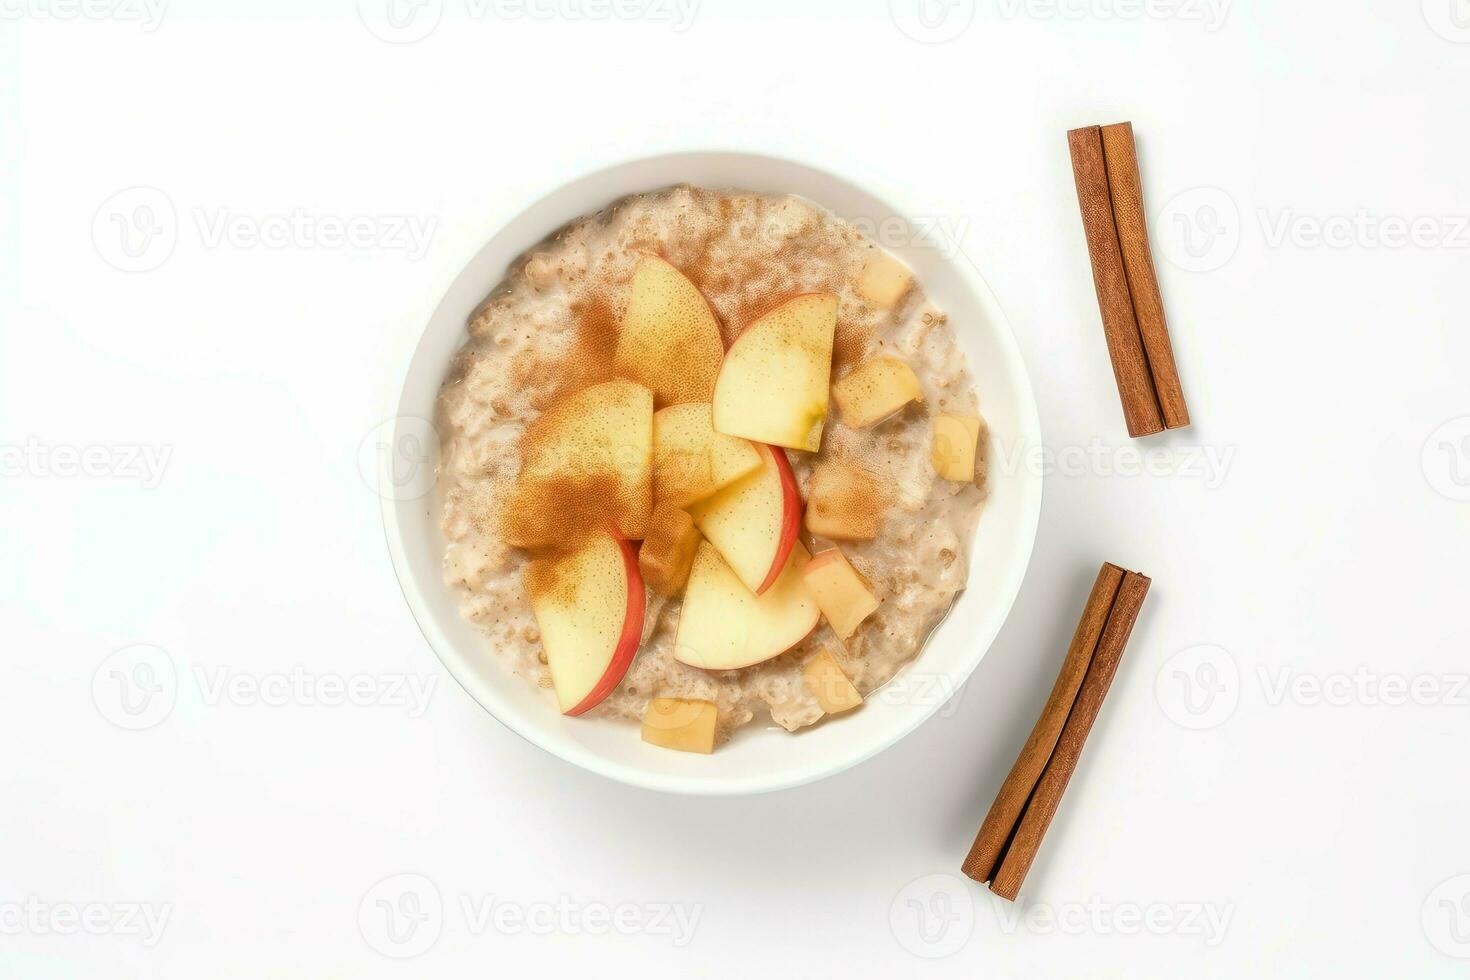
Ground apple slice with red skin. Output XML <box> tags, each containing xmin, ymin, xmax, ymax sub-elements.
<box><xmin>524</xmin><ymin>532</ymin><xmax>645</xmax><ymax>716</ymax></box>
<box><xmin>687</xmin><ymin>442</ymin><xmax>800</xmax><ymax>595</ymax></box>
<box><xmin>761</xmin><ymin>446</ymin><xmax>802</xmax><ymax>593</ymax></box>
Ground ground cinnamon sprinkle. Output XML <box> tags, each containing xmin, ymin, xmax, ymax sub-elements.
<box><xmin>527</xmin><ymin>291</ymin><xmax>621</xmax><ymax>410</ymax></box>
<box><xmin>498</xmin><ymin>384</ymin><xmax>653</xmax><ymax>551</ymax></box>
<box><xmin>832</xmin><ymin>313</ymin><xmax>874</xmax><ymax>375</ymax></box>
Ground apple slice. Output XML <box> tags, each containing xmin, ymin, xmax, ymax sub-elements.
<box><xmin>652</xmin><ymin>402</ymin><xmax>762</xmax><ymax>507</ymax></box>
<box><xmin>711</xmin><ymin>293</ymin><xmax>837</xmax><ymax>452</ymax></box>
<box><xmin>804</xmin><ymin>458</ymin><xmax>894</xmax><ymax>541</ymax></box>
<box><xmin>856</xmin><ymin>250</ymin><xmax>914</xmax><ymax>309</ymax></box>
<box><xmin>831</xmin><ymin>356</ymin><xmax>924</xmax><ymax>428</ymax></box>
<box><xmin>686</xmin><ymin>443</ymin><xmax>800</xmax><ymax>595</ymax></box>
<box><xmin>524</xmin><ymin>533</ymin><xmax>645</xmax><ymax>716</ymax></box>
<box><xmin>931</xmin><ymin>413</ymin><xmax>984</xmax><ymax>482</ymax></box>
<box><xmin>638</xmin><ymin>502</ymin><xmax>701</xmax><ymax>597</ymax></box>
<box><xmin>674</xmin><ymin>540</ymin><xmax>819</xmax><ymax>671</ymax></box>
<box><xmin>506</xmin><ymin>378</ymin><xmax>654</xmax><ymax>546</ymax></box>
<box><xmin>803</xmin><ymin>650</ymin><xmax>863</xmax><ymax>714</ymax></box>
<box><xmin>802</xmin><ymin>548</ymin><xmax>880</xmax><ymax>640</ymax></box>
<box><xmin>641</xmin><ymin>697</ymin><xmax>717</xmax><ymax>754</ymax></box>
<box><xmin>614</xmin><ymin>255</ymin><xmax>724</xmax><ymax>407</ymax></box>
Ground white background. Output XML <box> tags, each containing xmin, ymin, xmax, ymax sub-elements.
<box><xmin>3</xmin><ymin>1</ymin><xmax>1469</xmax><ymax>976</ymax></box>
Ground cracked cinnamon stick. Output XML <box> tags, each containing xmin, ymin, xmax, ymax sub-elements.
<box><xmin>1100</xmin><ymin>122</ymin><xmax>1190</xmax><ymax>430</ymax></box>
<box><xmin>987</xmin><ymin>567</ymin><xmax>1151</xmax><ymax>901</ymax></box>
<box><xmin>961</xmin><ymin>563</ymin><xmax>1124</xmax><ymax>883</ymax></box>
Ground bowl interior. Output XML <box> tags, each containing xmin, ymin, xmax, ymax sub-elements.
<box><xmin>381</xmin><ymin>151</ymin><xmax>1042</xmax><ymax>794</ymax></box>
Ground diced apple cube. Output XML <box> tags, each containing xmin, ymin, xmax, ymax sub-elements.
<box><xmin>856</xmin><ymin>251</ymin><xmax>913</xmax><ymax>309</ymax></box>
<box><xmin>804</xmin><ymin>459</ymin><xmax>893</xmax><ymax>540</ymax></box>
<box><xmin>803</xmin><ymin>650</ymin><xmax>863</xmax><ymax>714</ymax></box>
<box><xmin>641</xmin><ymin>697</ymin><xmax>717</xmax><ymax>753</ymax></box>
<box><xmin>802</xmin><ymin>549</ymin><xmax>880</xmax><ymax>640</ymax></box>
<box><xmin>832</xmin><ymin>356</ymin><xmax>924</xmax><ymax>428</ymax></box>
<box><xmin>931</xmin><ymin>413</ymin><xmax>983</xmax><ymax>482</ymax></box>
<box><xmin>638</xmin><ymin>502</ymin><xmax>700</xmax><ymax>597</ymax></box>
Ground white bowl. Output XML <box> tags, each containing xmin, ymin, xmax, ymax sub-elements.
<box><xmin>380</xmin><ymin>151</ymin><xmax>1042</xmax><ymax>795</ymax></box>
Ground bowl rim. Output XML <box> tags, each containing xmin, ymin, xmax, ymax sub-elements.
<box><xmin>379</xmin><ymin>148</ymin><xmax>1043</xmax><ymax>795</ymax></box>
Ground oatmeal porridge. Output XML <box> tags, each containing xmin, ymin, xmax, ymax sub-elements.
<box><xmin>435</xmin><ymin>185</ymin><xmax>987</xmax><ymax>752</ymax></box>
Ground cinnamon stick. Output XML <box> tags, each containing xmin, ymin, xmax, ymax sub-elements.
<box><xmin>1068</xmin><ymin>126</ymin><xmax>1164</xmax><ymax>438</ymax></box>
<box><xmin>988</xmin><ymin>569</ymin><xmax>1151</xmax><ymax>901</ymax></box>
<box><xmin>961</xmin><ymin>563</ymin><xmax>1124</xmax><ymax>883</ymax></box>
<box><xmin>1100</xmin><ymin>122</ymin><xmax>1190</xmax><ymax>430</ymax></box>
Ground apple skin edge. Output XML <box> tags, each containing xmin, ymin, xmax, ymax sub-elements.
<box><xmin>563</xmin><ymin>536</ymin><xmax>647</xmax><ymax>717</ymax></box>
<box><xmin>755</xmin><ymin>445</ymin><xmax>802</xmax><ymax>595</ymax></box>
